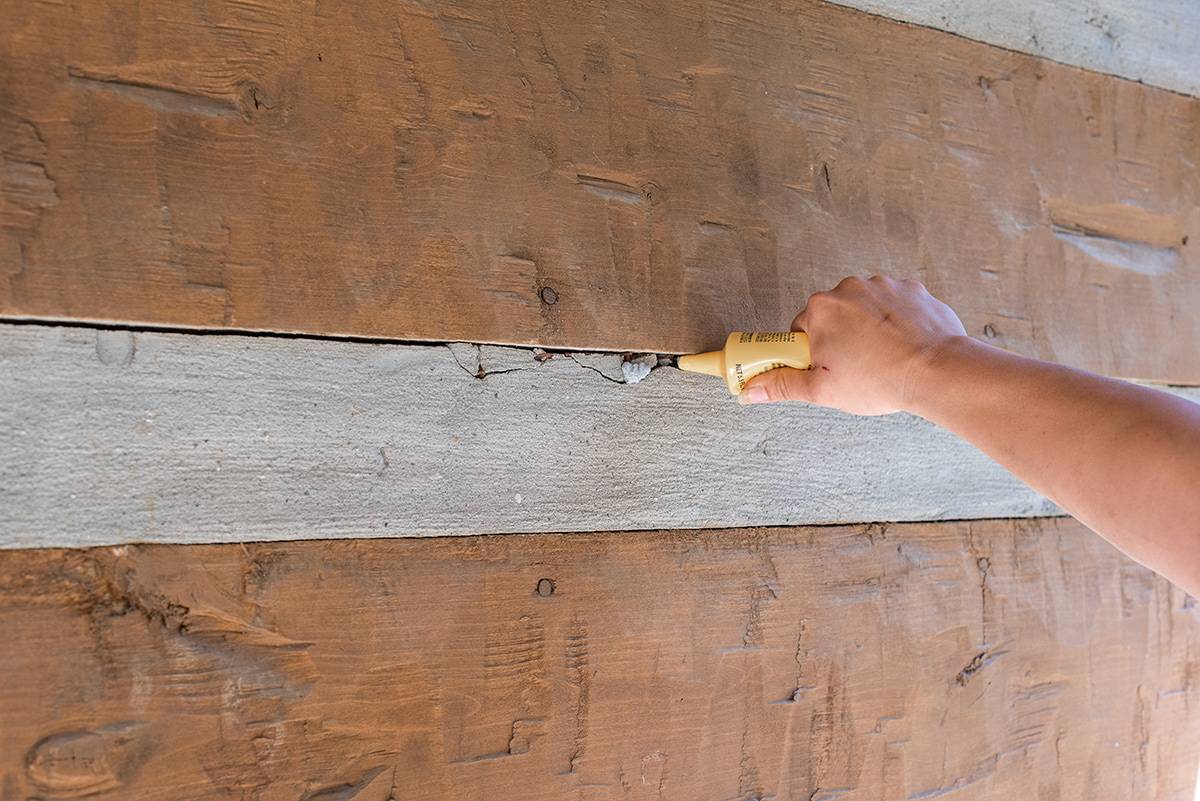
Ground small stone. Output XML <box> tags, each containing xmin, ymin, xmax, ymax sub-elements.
<box><xmin>621</xmin><ymin>353</ymin><xmax>657</xmax><ymax>384</ymax></box>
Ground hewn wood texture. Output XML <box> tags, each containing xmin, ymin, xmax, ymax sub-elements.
<box><xmin>0</xmin><ymin>322</ymin><xmax>1078</xmax><ymax>548</ymax></box>
<box><xmin>2</xmin><ymin>518</ymin><xmax>1198</xmax><ymax>800</ymax></box>
<box><xmin>2</xmin><ymin>2</ymin><xmax>1199</xmax><ymax>379</ymax></box>
<box><xmin>829</xmin><ymin>0</ymin><xmax>1200</xmax><ymax>97</ymax></box>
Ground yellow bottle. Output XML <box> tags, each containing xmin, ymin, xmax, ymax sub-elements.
<box><xmin>678</xmin><ymin>332</ymin><xmax>811</xmax><ymax>395</ymax></box>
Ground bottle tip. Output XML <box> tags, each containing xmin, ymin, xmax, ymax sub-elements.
<box><xmin>677</xmin><ymin>350</ymin><xmax>724</xmax><ymax>378</ymax></box>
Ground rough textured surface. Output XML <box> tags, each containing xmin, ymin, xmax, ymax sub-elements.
<box><xmin>828</xmin><ymin>0</ymin><xmax>1200</xmax><ymax>97</ymax></box>
<box><xmin>1</xmin><ymin>518</ymin><xmax>1198</xmax><ymax>800</ymax></box>
<box><xmin>2</xmin><ymin>1</ymin><xmax>1199</xmax><ymax>380</ymax></box>
<box><xmin>0</xmin><ymin>322</ymin><xmax>1081</xmax><ymax>548</ymax></box>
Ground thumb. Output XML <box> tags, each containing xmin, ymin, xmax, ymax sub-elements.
<box><xmin>738</xmin><ymin>367</ymin><xmax>817</xmax><ymax>405</ymax></box>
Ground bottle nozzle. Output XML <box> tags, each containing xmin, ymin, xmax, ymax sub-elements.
<box><xmin>677</xmin><ymin>350</ymin><xmax>724</xmax><ymax>378</ymax></box>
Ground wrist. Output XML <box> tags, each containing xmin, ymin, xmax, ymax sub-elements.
<box><xmin>900</xmin><ymin>335</ymin><xmax>978</xmax><ymax>416</ymax></box>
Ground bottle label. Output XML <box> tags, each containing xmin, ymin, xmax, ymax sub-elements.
<box><xmin>739</xmin><ymin>331</ymin><xmax>799</xmax><ymax>345</ymax></box>
<box><xmin>734</xmin><ymin>361</ymin><xmax>789</xmax><ymax>389</ymax></box>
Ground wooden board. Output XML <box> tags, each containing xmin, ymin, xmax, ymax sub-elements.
<box><xmin>2</xmin><ymin>518</ymin><xmax>1198</xmax><ymax>800</ymax></box>
<box><xmin>828</xmin><ymin>0</ymin><xmax>1200</xmax><ymax>97</ymax></box>
<box><xmin>2</xmin><ymin>1</ymin><xmax>1199</xmax><ymax>379</ymax></box>
<box><xmin>0</xmin><ymin>322</ymin><xmax>1086</xmax><ymax>548</ymax></box>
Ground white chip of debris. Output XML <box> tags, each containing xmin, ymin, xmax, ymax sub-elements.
<box><xmin>621</xmin><ymin>354</ymin><xmax>658</xmax><ymax>384</ymax></box>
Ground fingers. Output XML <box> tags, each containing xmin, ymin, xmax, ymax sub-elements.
<box><xmin>791</xmin><ymin>289</ymin><xmax>829</xmax><ymax>331</ymax></box>
<box><xmin>794</xmin><ymin>275</ymin><xmax>929</xmax><ymax>327</ymax></box>
<box><xmin>738</xmin><ymin>367</ymin><xmax>817</xmax><ymax>405</ymax></box>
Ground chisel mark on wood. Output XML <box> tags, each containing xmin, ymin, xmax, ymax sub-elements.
<box><xmin>576</xmin><ymin>172</ymin><xmax>646</xmax><ymax>204</ymax></box>
<box><xmin>1046</xmin><ymin>197</ymin><xmax>1188</xmax><ymax>274</ymax></box>
<box><xmin>452</xmin><ymin>719</ymin><xmax>544</xmax><ymax>764</ymax></box>
<box><xmin>26</xmin><ymin>722</ymin><xmax>152</xmax><ymax>796</ymax></box>
<box><xmin>1134</xmin><ymin>684</ymin><xmax>1150</xmax><ymax>773</ymax></box>
<box><xmin>506</xmin><ymin>718</ymin><xmax>544</xmax><ymax>756</ymax></box>
<box><xmin>1050</xmin><ymin>204</ymin><xmax>1185</xmax><ymax>243</ymax></box>
<box><xmin>906</xmin><ymin>748</ymin><xmax>1008</xmax><ymax>799</ymax></box>
<box><xmin>451</xmin><ymin>99</ymin><xmax>496</xmax><ymax>119</ymax></box>
<box><xmin>810</xmin><ymin>789</ymin><xmax>852</xmax><ymax>801</ymax></box>
<box><xmin>742</xmin><ymin>582</ymin><xmax>778</xmax><ymax>648</ymax></box>
<box><xmin>565</xmin><ymin>621</ymin><xmax>590</xmax><ymax>774</ymax></box>
<box><xmin>533</xmin><ymin>27</ymin><xmax>581</xmax><ymax>111</ymax></box>
<box><xmin>300</xmin><ymin>766</ymin><xmax>391</xmax><ymax>801</ymax></box>
<box><xmin>699</xmin><ymin>220</ymin><xmax>735</xmax><ymax>234</ymax></box>
<box><xmin>1013</xmin><ymin>681</ymin><xmax>1067</xmax><ymax>702</ymax></box>
<box><xmin>1</xmin><ymin>158</ymin><xmax>59</xmax><ymax>232</ymax></box>
<box><xmin>954</xmin><ymin>648</ymin><xmax>1008</xmax><ymax>686</ymax></box>
<box><xmin>68</xmin><ymin>66</ymin><xmax>244</xmax><ymax>118</ymax></box>
<box><xmin>1</xmin><ymin>112</ymin><xmax>59</xmax><ymax>237</ymax></box>
<box><xmin>1052</xmin><ymin>233</ymin><xmax>1181</xmax><ymax>275</ymax></box>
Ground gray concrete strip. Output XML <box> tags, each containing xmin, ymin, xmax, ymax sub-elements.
<box><xmin>827</xmin><ymin>0</ymin><xmax>1200</xmax><ymax>97</ymax></box>
<box><xmin>6</xmin><ymin>323</ymin><xmax>1193</xmax><ymax>548</ymax></box>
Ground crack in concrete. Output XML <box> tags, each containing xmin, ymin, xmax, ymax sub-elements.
<box><xmin>446</xmin><ymin>343</ymin><xmax>676</xmax><ymax>385</ymax></box>
<box><xmin>565</xmin><ymin>353</ymin><xmax>625</xmax><ymax>385</ymax></box>
<box><xmin>0</xmin><ymin>318</ymin><xmax>695</xmax><ymax>383</ymax></box>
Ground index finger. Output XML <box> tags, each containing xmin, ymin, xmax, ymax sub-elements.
<box><xmin>790</xmin><ymin>306</ymin><xmax>809</xmax><ymax>333</ymax></box>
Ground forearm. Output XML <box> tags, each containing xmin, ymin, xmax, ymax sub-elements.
<box><xmin>742</xmin><ymin>276</ymin><xmax>1200</xmax><ymax>593</ymax></box>
<box><xmin>908</xmin><ymin>336</ymin><xmax>1200</xmax><ymax>593</ymax></box>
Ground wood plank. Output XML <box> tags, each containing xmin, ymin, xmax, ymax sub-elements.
<box><xmin>827</xmin><ymin>0</ymin><xmax>1200</xmax><ymax>97</ymax></box>
<box><xmin>2</xmin><ymin>1</ymin><xmax>1198</xmax><ymax>379</ymax></box>
<box><xmin>2</xmin><ymin>518</ymin><xmax>1198</xmax><ymax>800</ymax></box>
<box><xmin>0</xmin><ymin>322</ymin><xmax>1075</xmax><ymax>548</ymax></box>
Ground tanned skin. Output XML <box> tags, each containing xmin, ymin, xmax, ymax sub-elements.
<box><xmin>741</xmin><ymin>276</ymin><xmax>1200</xmax><ymax>596</ymax></box>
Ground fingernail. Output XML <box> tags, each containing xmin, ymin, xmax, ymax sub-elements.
<box><xmin>739</xmin><ymin>385</ymin><xmax>768</xmax><ymax>405</ymax></box>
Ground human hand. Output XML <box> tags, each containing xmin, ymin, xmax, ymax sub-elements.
<box><xmin>739</xmin><ymin>276</ymin><xmax>968</xmax><ymax>415</ymax></box>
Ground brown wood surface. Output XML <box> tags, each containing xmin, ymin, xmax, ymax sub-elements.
<box><xmin>2</xmin><ymin>517</ymin><xmax>1198</xmax><ymax>800</ymax></box>
<box><xmin>1</xmin><ymin>1</ymin><xmax>1198</xmax><ymax>378</ymax></box>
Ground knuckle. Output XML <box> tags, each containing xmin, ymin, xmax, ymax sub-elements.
<box><xmin>766</xmin><ymin>370</ymin><xmax>792</xmax><ymax>401</ymax></box>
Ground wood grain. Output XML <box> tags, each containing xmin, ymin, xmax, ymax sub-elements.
<box><xmin>0</xmin><ymin>322</ymin><xmax>1080</xmax><ymax>548</ymax></box>
<box><xmin>2</xmin><ymin>518</ymin><xmax>1198</xmax><ymax>800</ymax></box>
<box><xmin>2</xmin><ymin>1</ymin><xmax>1198</xmax><ymax>379</ymax></box>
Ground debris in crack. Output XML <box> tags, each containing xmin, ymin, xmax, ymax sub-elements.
<box><xmin>621</xmin><ymin>354</ymin><xmax>657</xmax><ymax>384</ymax></box>
<box><xmin>561</xmin><ymin>351</ymin><xmax>678</xmax><ymax>384</ymax></box>
<box><xmin>449</xmin><ymin>342</ymin><xmax>677</xmax><ymax>384</ymax></box>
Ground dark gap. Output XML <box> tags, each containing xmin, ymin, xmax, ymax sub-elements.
<box><xmin>0</xmin><ymin>315</ymin><xmax>672</xmax><ymax>356</ymax></box>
